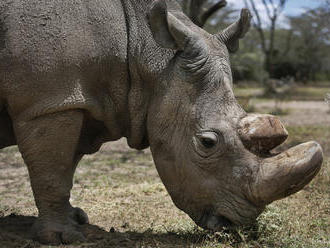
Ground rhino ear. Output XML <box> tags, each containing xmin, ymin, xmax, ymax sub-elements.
<box><xmin>148</xmin><ymin>0</ymin><xmax>196</xmax><ymax>50</ymax></box>
<box><xmin>216</xmin><ymin>8</ymin><xmax>252</xmax><ymax>53</ymax></box>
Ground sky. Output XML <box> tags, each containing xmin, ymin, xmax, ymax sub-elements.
<box><xmin>226</xmin><ymin>0</ymin><xmax>323</xmax><ymax>27</ymax></box>
<box><xmin>284</xmin><ymin>0</ymin><xmax>322</xmax><ymax>16</ymax></box>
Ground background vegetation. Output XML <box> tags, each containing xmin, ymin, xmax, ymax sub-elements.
<box><xmin>179</xmin><ymin>0</ymin><xmax>330</xmax><ymax>83</ymax></box>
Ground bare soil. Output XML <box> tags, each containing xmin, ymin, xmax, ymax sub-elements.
<box><xmin>254</xmin><ymin>100</ymin><xmax>330</xmax><ymax>126</ymax></box>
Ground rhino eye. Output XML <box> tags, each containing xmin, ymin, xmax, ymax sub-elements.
<box><xmin>198</xmin><ymin>132</ymin><xmax>218</xmax><ymax>149</ymax></box>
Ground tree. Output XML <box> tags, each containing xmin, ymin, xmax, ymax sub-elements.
<box><xmin>243</xmin><ymin>0</ymin><xmax>289</xmax><ymax>77</ymax></box>
<box><xmin>287</xmin><ymin>4</ymin><xmax>330</xmax><ymax>81</ymax></box>
<box><xmin>178</xmin><ymin>0</ymin><xmax>227</xmax><ymax>27</ymax></box>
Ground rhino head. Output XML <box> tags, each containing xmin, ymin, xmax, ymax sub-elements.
<box><xmin>146</xmin><ymin>0</ymin><xmax>323</xmax><ymax>229</ymax></box>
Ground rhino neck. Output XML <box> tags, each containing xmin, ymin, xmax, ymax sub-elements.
<box><xmin>122</xmin><ymin>0</ymin><xmax>175</xmax><ymax>149</ymax></box>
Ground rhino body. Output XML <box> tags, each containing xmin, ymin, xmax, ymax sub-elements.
<box><xmin>0</xmin><ymin>0</ymin><xmax>323</xmax><ymax>244</ymax></box>
<box><xmin>0</xmin><ymin>0</ymin><xmax>155</xmax><ymax>150</ymax></box>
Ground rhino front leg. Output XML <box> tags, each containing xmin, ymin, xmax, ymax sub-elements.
<box><xmin>14</xmin><ymin>110</ymin><xmax>88</xmax><ymax>245</ymax></box>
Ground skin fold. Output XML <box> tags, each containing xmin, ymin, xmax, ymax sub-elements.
<box><xmin>0</xmin><ymin>0</ymin><xmax>323</xmax><ymax>244</ymax></box>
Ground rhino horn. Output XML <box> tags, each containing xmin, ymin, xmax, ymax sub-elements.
<box><xmin>252</xmin><ymin>141</ymin><xmax>323</xmax><ymax>204</ymax></box>
<box><xmin>238</xmin><ymin>114</ymin><xmax>288</xmax><ymax>154</ymax></box>
<box><xmin>216</xmin><ymin>8</ymin><xmax>252</xmax><ymax>52</ymax></box>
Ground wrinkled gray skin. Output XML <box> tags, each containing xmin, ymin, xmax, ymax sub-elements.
<box><xmin>0</xmin><ymin>0</ymin><xmax>323</xmax><ymax>244</ymax></box>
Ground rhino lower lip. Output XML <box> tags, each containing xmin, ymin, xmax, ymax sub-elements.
<box><xmin>198</xmin><ymin>212</ymin><xmax>232</xmax><ymax>230</ymax></box>
<box><xmin>207</xmin><ymin>215</ymin><xmax>233</xmax><ymax>230</ymax></box>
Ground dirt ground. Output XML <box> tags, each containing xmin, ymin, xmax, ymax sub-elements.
<box><xmin>254</xmin><ymin>100</ymin><xmax>330</xmax><ymax>126</ymax></box>
<box><xmin>0</xmin><ymin>100</ymin><xmax>329</xmax><ymax>248</ymax></box>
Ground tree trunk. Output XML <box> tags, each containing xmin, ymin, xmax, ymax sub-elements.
<box><xmin>180</xmin><ymin>0</ymin><xmax>227</xmax><ymax>27</ymax></box>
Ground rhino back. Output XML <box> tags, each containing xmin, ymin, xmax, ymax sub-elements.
<box><xmin>0</xmin><ymin>0</ymin><xmax>129</xmax><ymax>129</ymax></box>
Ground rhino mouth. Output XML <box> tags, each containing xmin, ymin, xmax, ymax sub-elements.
<box><xmin>197</xmin><ymin>211</ymin><xmax>233</xmax><ymax>230</ymax></box>
<box><xmin>197</xmin><ymin>141</ymin><xmax>323</xmax><ymax>231</ymax></box>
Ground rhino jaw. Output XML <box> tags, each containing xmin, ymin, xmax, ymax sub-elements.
<box><xmin>252</xmin><ymin>141</ymin><xmax>323</xmax><ymax>205</ymax></box>
<box><xmin>194</xmin><ymin>141</ymin><xmax>322</xmax><ymax>231</ymax></box>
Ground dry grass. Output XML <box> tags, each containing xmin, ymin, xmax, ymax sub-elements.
<box><xmin>234</xmin><ymin>86</ymin><xmax>330</xmax><ymax>101</ymax></box>
<box><xmin>0</xmin><ymin>125</ymin><xmax>329</xmax><ymax>248</ymax></box>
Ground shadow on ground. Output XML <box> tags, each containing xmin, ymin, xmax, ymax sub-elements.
<box><xmin>0</xmin><ymin>214</ymin><xmax>211</xmax><ymax>247</ymax></box>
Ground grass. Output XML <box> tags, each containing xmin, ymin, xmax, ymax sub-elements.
<box><xmin>234</xmin><ymin>86</ymin><xmax>330</xmax><ymax>101</ymax></box>
<box><xmin>285</xmin><ymin>126</ymin><xmax>330</xmax><ymax>155</ymax></box>
<box><xmin>268</xmin><ymin>107</ymin><xmax>290</xmax><ymax>116</ymax></box>
<box><xmin>0</xmin><ymin>124</ymin><xmax>329</xmax><ymax>247</ymax></box>
<box><xmin>233</xmin><ymin>87</ymin><xmax>264</xmax><ymax>98</ymax></box>
<box><xmin>289</xmin><ymin>87</ymin><xmax>330</xmax><ymax>101</ymax></box>
<box><xmin>237</xmin><ymin>97</ymin><xmax>290</xmax><ymax>116</ymax></box>
<box><xmin>1</xmin><ymin>83</ymin><xmax>329</xmax><ymax>247</ymax></box>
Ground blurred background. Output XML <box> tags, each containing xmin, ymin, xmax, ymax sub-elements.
<box><xmin>179</xmin><ymin>0</ymin><xmax>330</xmax><ymax>83</ymax></box>
<box><xmin>176</xmin><ymin>0</ymin><xmax>330</xmax><ymax>142</ymax></box>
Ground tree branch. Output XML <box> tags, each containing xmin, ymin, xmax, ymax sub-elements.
<box><xmin>261</xmin><ymin>0</ymin><xmax>273</xmax><ymax>21</ymax></box>
<box><xmin>199</xmin><ymin>0</ymin><xmax>227</xmax><ymax>27</ymax></box>
<box><xmin>283</xmin><ymin>29</ymin><xmax>293</xmax><ymax>55</ymax></box>
<box><xmin>245</xmin><ymin>0</ymin><xmax>267</xmax><ymax>52</ymax></box>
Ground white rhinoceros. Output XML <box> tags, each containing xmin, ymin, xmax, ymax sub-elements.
<box><xmin>0</xmin><ymin>0</ymin><xmax>323</xmax><ymax>244</ymax></box>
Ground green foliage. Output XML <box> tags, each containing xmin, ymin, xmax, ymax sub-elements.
<box><xmin>201</xmin><ymin>0</ymin><xmax>330</xmax><ymax>83</ymax></box>
<box><xmin>272</xmin><ymin>5</ymin><xmax>330</xmax><ymax>81</ymax></box>
<box><xmin>231</xmin><ymin>51</ymin><xmax>268</xmax><ymax>83</ymax></box>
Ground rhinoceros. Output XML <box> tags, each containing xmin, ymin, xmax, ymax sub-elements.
<box><xmin>0</xmin><ymin>0</ymin><xmax>323</xmax><ymax>244</ymax></box>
